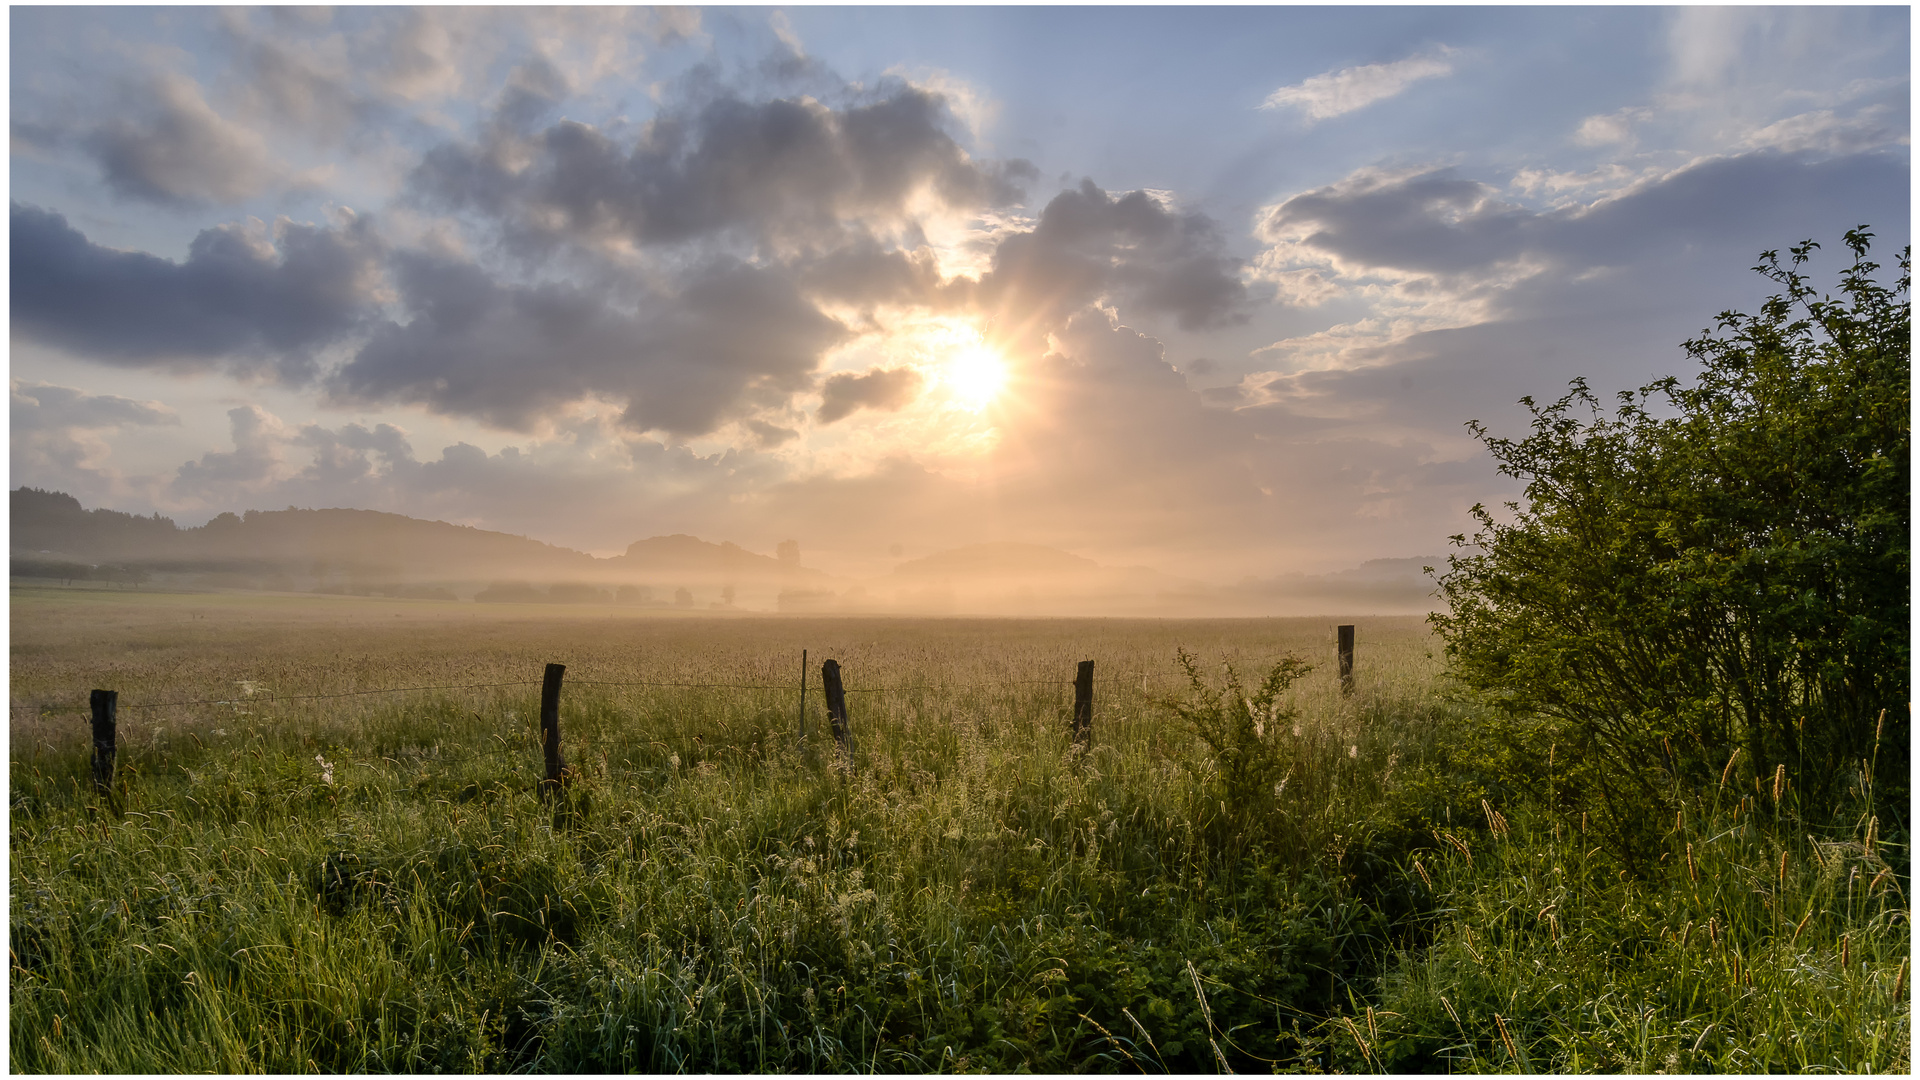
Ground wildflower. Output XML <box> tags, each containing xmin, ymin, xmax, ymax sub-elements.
<box><xmin>315</xmin><ymin>754</ymin><xmax>334</xmax><ymax>785</ymax></box>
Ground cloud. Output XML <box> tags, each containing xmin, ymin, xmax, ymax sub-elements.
<box><xmin>977</xmin><ymin>180</ymin><xmax>1250</xmax><ymax>336</ymax></box>
<box><xmin>1573</xmin><ymin>106</ymin><xmax>1654</xmax><ymax>147</ymax></box>
<box><xmin>171</xmin><ymin>404</ymin><xmax>291</xmax><ymax>500</ymax></box>
<box><xmin>226</xmin><ymin>26</ymin><xmax>376</xmax><ymax>146</ymax></box>
<box><xmin>1740</xmin><ymin>106</ymin><xmax>1909</xmax><ymax>155</ymax></box>
<box><xmin>1250</xmin><ymin>262</ymin><xmax>1346</xmax><ymax>307</ymax></box>
<box><xmin>409</xmin><ymin>77</ymin><xmax>1036</xmax><ymax>256</ymax></box>
<box><xmin>1260</xmin><ymin>49</ymin><xmax>1455</xmax><ymax>122</ymax></box>
<box><xmin>10</xmin><ymin>380</ymin><xmax>180</xmax><ymax>433</ymax></box>
<box><xmin>293</xmin><ymin>420</ymin><xmax>416</xmax><ymax>486</ymax></box>
<box><xmin>1257</xmin><ymin>165</ymin><xmax>1520</xmax><ymax>276</ymax></box>
<box><xmin>1254</xmin><ymin>149</ymin><xmax>1909</xmax><ymax>320</ymax></box>
<box><xmin>341</xmin><ymin>7</ymin><xmax>695</xmax><ymax>106</ymax></box>
<box><xmin>10</xmin><ymin>203</ymin><xmax>383</xmax><ymax>381</ymax></box>
<box><xmin>85</xmin><ymin>73</ymin><xmax>279</xmax><ymax>206</ymax></box>
<box><xmin>746</xmin><ymin>419</ymin><xmax>800</xmax><ymax>448</ymax></box>
<box><xmin>1239</xmin><ymin>147</ymin><xmax>1908</xmax><ymax>496</ymax></box>
<box><xmin>817</xmin><ymin>367</ymin><xmax>925</xmax><ymax>424</ymax></box>
<box><xmin>327</xmin><ymin>249</ymin><xmax>848</xmax><ymax>436</ymax></box>
<box><xmin>11</xmin><ymin>380</ymin><xmax>182</xmax><ymax>498</ymax></box>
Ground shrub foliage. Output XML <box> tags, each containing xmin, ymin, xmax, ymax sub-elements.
<box><xmin>1434</xmin><ymin>230</ymin><xmax>1910</xmax><ymax>858</ymax></box>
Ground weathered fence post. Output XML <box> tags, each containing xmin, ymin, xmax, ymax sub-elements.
<box><xmin>1072</xmin><ymin>660</ymin><xmax>1094</xmax><ymax>749</ymax></box>
<box><xmin>1337</xmin><ymin>625</ymin><xmax>1355</xmax><ymax>696</ymax></box>
<box><xmin>90</xmin><ymin>689</ymin><xmax>117</xmax><ymax>797</ymax></box>
<box><xmin>821</xmin><ymin>659</ymin><xmax>850</xmax><ymax>765</ymax></box>
<box><xmin>799</xmin><ymin>648</ymin><xmax>808</xmax><ymax>747</ymax></box>
<box><xmin>540</xmin><ymin>662</ymin><xmax>567</xmax><ymax>800</ymax></box>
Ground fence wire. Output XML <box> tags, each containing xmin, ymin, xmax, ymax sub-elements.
<box><xmin>11</xmin><ymin>663</ymin><xmax>1202</xmax><ymax>717</ymax></box>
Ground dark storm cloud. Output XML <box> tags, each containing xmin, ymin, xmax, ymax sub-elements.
<box><xmin>979</xmin><ymin>181</ymin><xmax>1251</xmax><ymax>335</ymax></box>
<box><xmin>816</xmin><ymin>366</ymin><xmax>924</xmax><ymax>424</ymax></box>
<box><xmin>1259</xmin><ymin>149</ymin><xmax>1909</xmax><ymax>291</ymax></box>
<box><xmin>328</xmin><ymin>249</ymin><xmax>848</xmax><ymax>436</ymax></box>
<box><xmin>10</xmin><ymin>203</ymin><xmax>382</xmax><ymax>382</ymax></box>
<box><xmin>410</xmin><ymin>78</ymin><xmax>1035</xmax><ymax>254</ymax></box>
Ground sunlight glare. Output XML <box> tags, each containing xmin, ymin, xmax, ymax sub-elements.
<box><xmin>944</xmin><ymin>339</ymin><xmax>1008</xmax><ymax>411</ymax></box>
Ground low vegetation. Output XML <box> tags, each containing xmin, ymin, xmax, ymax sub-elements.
<box><xmin>8</xmin><ymin>597</ymin><xmax>1906</xmax><ymax>1072</ymax></box>
<box><xmin>10</xmin><ymin>235</ymin><xmax>1907</xmax><ymax>1072</ymax></box>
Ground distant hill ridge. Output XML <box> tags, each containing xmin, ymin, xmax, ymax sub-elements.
<box><xmin>11</xmin><ymin>488</ymin><xmax>1444</xmax><ymax>615</ymax></box>
<box><xmin>8</xmin><ymin>488</ymin><xmax>815</xmax><ymax>584</ymax></box>
<box><xmin>614</xmin><ymin>534</ymin><xmax>820</xmax><ymax>579</ymax></box>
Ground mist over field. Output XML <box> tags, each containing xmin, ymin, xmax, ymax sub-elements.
<box><xmin>11</xmin><ymin>486</ymin><xmax>1440</xmax><ymax>617</ymax></box>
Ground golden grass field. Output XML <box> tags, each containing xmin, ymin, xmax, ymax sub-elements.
<box><xmin>10</xmin><ymin>582</ymin><xmax>1440</xmax><ymax>767</ymax></box>
<box><xmin>10</xmin><ymin>583</ymin><xmax>1904</xmax><ymax>1073</ymax></box>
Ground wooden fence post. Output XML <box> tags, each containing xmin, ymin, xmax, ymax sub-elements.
<box><xmin>540</xmin><ymin>662</ymin><xmax>567</xmax><ymax>800</ymax></box>
<box><xmin>821</xmin><ymin>659</ymin><xmax>850</xmax><ymax>764</ymax></box>
<box><xmin>1337</xmin><ymin>625</ymin><xmax>1355</xmax><ymax>696</ymax></box>
<box><xmin>90</xmin><ymin>689</ymin><xmax>117</xmax><ymax>796</ymax></box>
<box><xmin>1072</xmin><ymin>660</ymin><xmax>1094</xmax><ymax>749</ymax></box>
<box><xmin>799</xmin><ymin>648</ymin><xmax>808</xmax><ymax>747</ymax></box>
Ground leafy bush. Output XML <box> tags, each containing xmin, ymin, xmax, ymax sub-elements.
<box><xmin>1434</xmin><ymin>230</ymin><xmax>1909</xmax><ymax>861</ymax></box>
<box><xmin>1158</xmin><ymin>648</ymin><xmax>1312</xmax><ymax>830</ymax></box>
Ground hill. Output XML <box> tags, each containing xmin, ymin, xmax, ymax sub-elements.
<box><xmin>8</xmin><ymin>489</ymin><xmax>818</xmax><ymax>605</ymax></box>
<box><xmin>10</xmin><ymin>488</ymin><xmax>1443</xmax><ymax>614</ymax></box>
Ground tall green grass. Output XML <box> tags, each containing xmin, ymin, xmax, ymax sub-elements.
<box><xmin>9</xmin><ymin>597</ymin><xmax>1908</xmax><ymax>1071</ymax></box>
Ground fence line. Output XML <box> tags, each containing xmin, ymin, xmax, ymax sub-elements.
<box><xmin>9</xmin><ymin>680</ymin><xmax>545</xmax><ymax>713</ymax></box>
<box><xmin>24</xmin><ymin>630</ymin><xmax>1365</xmax><ymax>813</ymax></box>
<box><xmin>10</xmin><ymin>670</ymin><xmax>1199</xmax><ymax>715</ymax></box>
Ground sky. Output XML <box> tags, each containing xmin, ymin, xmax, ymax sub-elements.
<box><xmin>9</xmin><ymin>6</ymin><xmax>1910</xmax><ymax>581</ymax></box>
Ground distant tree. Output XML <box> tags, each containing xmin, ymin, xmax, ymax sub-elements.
<box><xmin>674</xmin><ymin>587</ymin><xmax>694</xmax><ymax>608</ymax></box>
<box><xmin>11</xmin><ymin>557</ymin><xmax>94</xmax><ymax>584</ymax></box>
<box><xmin>102</xmin><ymin>563</ymin><xmax>152</xmax><ymax>588</ymax></box>
<box><xmin>548</xmin><ymin>582</ymin><xmax>610</xmax><ymax>604</ymax></box>
<box><xmin>475</xmin><ymin>581</ymin><xmax>544</xmax><ymax>603</ymax></box>
<box><xmin>721</xmin><ymin>584</ymin><xmax>736</xmax><ymax>606</ymax></box>
<box><xmin>1435</xmin><ymin>230</ymin><xmax>1909</xmax><ymax>858</ymax></box>
<box><xmin>776</xmin><ymin>539</ymin><xmax>800</xmax><ymax>566</ymax></box>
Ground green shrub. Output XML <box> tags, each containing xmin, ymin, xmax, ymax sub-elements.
<box><xmin>1157</xmin><ymin>647</ymin><xmax>1311</xmax><ymax>834</ymax></box>
<box><xmin>1435</xmin><ymin>230</ymin><xmax>1910</xmax><ymax>862</ymax></box>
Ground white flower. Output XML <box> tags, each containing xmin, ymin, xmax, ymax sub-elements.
<box><xmin>315</xmin><ymin>754</ymin><xmax>334</xmax><ymax>785</ymax></box>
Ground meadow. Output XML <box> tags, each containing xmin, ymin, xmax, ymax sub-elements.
<box><xmin>9</xmin><ymin>585</ymin><xmax>1908</xmax><ymax>1072</ymax></box>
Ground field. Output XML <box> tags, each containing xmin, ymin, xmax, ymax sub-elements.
<box><xmin>9</xmin><ymin>585</ymin><xmax>1909</xmax><ymax>1072</ymax></box>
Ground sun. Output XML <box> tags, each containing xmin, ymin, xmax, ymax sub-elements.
<box><xmin>942</xmin><ymin>338</ymin><xmax>1008</xmax><ymax>411</ymax></box>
